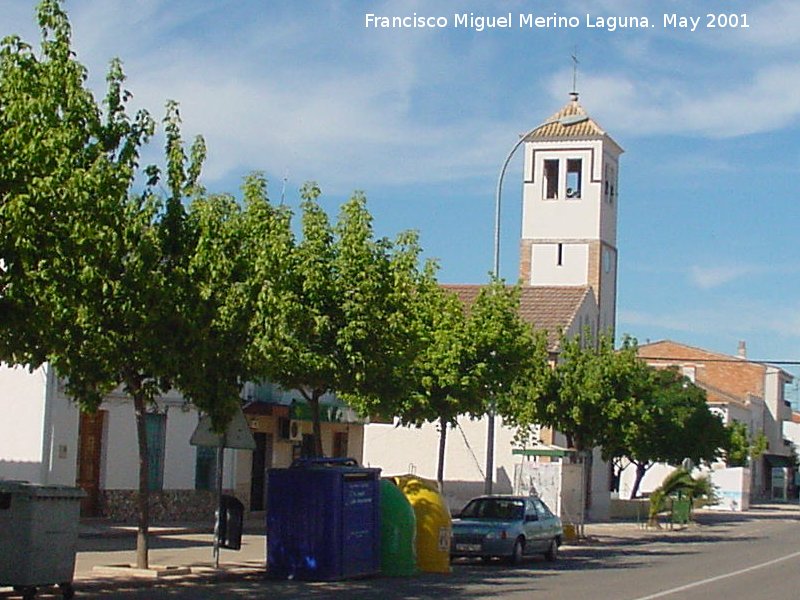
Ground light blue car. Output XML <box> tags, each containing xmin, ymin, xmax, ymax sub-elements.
<box><xmin>450</xmin><ymin>495</ymin><xmax>563</xmax><ymax>564</ymax></box>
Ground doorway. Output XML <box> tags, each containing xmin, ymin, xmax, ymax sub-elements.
<box><xmin>250</xmin><ymin>432</ymin><xmax>273</xmax><ymax>511</ymax></box>
<box><xmin>77</xmin><ymin>410</ymin><xmax>106</xmax><ymax>517</ymax></box>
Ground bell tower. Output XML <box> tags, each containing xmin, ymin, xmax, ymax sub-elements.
<box><xmin>519</xmin><ymin>93</ymin><xmax>623</xmax><ymax>337</ymax></box>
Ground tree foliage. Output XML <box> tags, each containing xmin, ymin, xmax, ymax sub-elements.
<box><xmin>251</xmin><ymin>184</ymin><xmax>425</xmax><ymax>457</ymax></box>
<box><xmin>0</xmin><ymin>0</ymin><xmax>153</xmax><ymax>366</ymax></box>
<box><xmin>724</xmin><ymin>420</ymin><xmax>767</xmax><ymax>468</ymax></box>
<box><xmin>0</xmin><ymin>1</ymin><xmax>242</xmax><ymax>571</ymax></box>
<box><xmin>529</xmin><ymin>333</ymin><xmax>632</xmax><ymax>453</ymax></box>
<box><xmin>393</xmin><ymin>280</ymin><xmax>546</xmax><ymax>485</ymax></box>
<box><xmin>605</xmin><ymin>365</ymin><xmax>727</xmax><ymax>498</ymax></box>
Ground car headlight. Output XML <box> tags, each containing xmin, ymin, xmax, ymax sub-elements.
<box><xmin>485</xmin><ymin>530</ymin><xmax>507</xmax><ymax>540</ymax></box>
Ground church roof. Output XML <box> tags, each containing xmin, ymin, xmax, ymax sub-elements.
<box><xmin>441</xmin><ymin>284</ymin><xmax>593</xmax><ymax>349</ymax></box>
<box><xmin>525</xmin><ymin>94</ymin><xmax>623</xmax><ymax>151</ymax></box>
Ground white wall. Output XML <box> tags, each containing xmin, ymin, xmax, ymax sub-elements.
<box><xmin>530</xmin><ymin>243</ymin><xmax>589</xmax><ymax>286</ymax></box>
<box><xmin>597</xmin><ymin>245</ymin><xmax>617</xmax><ymax>336</ymax></box>
<box><xmin>522</xmin><ymin>142</ymin><xmax>605</xmax><ymax>242</ymax></box>
<box><xmin>765</xmin><ymin>368</ymin><xmax>792</xmax><ymax>455</ymax></box>
<box><xmin>47</xmin><ymin>381</ymin><xmax>80</xmax><ymax>485</ymax></box>
<box><xmin>363</xmin><ymin>414</ymin><xmax>520</xmax><ymax>511</ymax></box>
<box><xmin>0</xmin><ymin>363</ymin><xmax>47</xmax><ymax>482</ymax></box>
<box><xmin>589</xmin><ymin>447</ymin><xmax>610</xmax><ymax>521</ymax></box>
<box><xmin>514</xmin><ymin>461</ymin><xmax>583</xmax><ymax>521</ymax></box>
<box><xmin>599</xmin><ymin>152</ymin><xmax>619</xmax><ymax>245</ymax></box>
<box><xmin>100</xmin><ymin>395</ymin><xmax>215</xmax><ymax>491</ymax></box>
<box><xmin>163</xmin><ymin>406</ymin><xmax>204</xmax><ymax>489</ymax></box>
<box><xmin>708</xmin><ymin>467</ymin><xmax>751</xmax><ymax>511</ymax></box>
<box><xmin>618</xmin><ymin>462</ymin><xmax>675</xmax><ymax>499</ymax></box>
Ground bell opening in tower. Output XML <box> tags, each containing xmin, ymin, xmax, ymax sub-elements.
<box><xmin>544</xmin><ymin>159</ymin><xmax>559</xmax><ymax>199</ymax></box>
<box><xmin>566</xmin><ymin>159</ymin><xmax>582</xmax><ymax>199</ymax></box>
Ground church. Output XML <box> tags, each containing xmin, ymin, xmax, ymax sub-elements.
<box><xmin>362</xmin><ymin>91</ymin><xmax>623</xmax><ymax>520</ymax></box>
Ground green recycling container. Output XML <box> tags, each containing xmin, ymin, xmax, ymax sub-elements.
<box><xmin>379</xmin><ymin>479</ymin><xmax>417</xmax><ymax>576</ymax></box>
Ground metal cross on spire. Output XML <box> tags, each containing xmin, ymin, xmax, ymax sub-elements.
<box><xmin>570</xmin><ymin>47</ymin><xmax>579</xmax><ymax>101</ymax></box>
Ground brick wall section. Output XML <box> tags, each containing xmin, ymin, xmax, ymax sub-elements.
<box><xmin>519</xmin><ymin>239</ymin><xmax>533</xmax><ymax>283</ymax></box>
<box><xmin>587</xmin><ymin>241</ymin><xmax>601</xmax><ymax>303</ymax></box>
<box><xmin>100</xmin><ymin>489</ymin><xmax>244</xmax><ymax>522</ymax></box>
<box><xmin>637</xmin><ymin>340</ymin><xmax>765</xmax><ymax>401</ymax></box>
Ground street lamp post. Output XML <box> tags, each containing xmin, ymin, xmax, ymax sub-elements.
<box><xmin>485</xmin><ymin>125</ymin><xmax>541</xmax><ymax>495</ymax></box>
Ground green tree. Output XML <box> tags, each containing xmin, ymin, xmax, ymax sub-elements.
<box><xmin>391</xmin><ymin>279</ymin><xmax>472</xmax><ymax>486</ymax></box>
<box><xmin>605</xmin><ymin>365</ymin><xmax>728</xmax><ymax>498</ymax></box>
<box><xmin>533</xmin><ymin>333</ymin><xmax>624</xmax><ymax>451</ymax></box>
<box><xmin>1</xmin><ymin>2</ymin><xmax>227</xmax><ymax>570</ymax></box>
<box><xmin>251</xmin><ymin>184</ymin><xmax>424</xmax><ymax>457</ymax></box>
<box><xmin>0</xmin><ymin>0</ymin><xmax>152</xmax><ymax>365</ymax></box>
<box><xmin>724</xmin><ymin>420</ymin><xmax>767</xmax><ymax>468</ymax></box>
<box><xmin>175</xmin><ymin>173</ymin><xmax>293</xmax><ymax>434</ymax></box>
<box><xmin>527</xmin><ymin>333</ymin><xmax>641</xmax><ymax>527</ymax></box>
<box><xmin>44</xmin><ymin>102</ymin><xmax>206</xmax><ymax>570</ymax></box>
<box><xmin>394</xmin><ymin>280</ymin><xmax>544</xmax><ymax>487</ymax></box>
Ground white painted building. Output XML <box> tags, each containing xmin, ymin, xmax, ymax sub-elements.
<box><xmin>0</xmin><ymin>362</ymin><xmax>229</xmax><ymax>519</ymax></box>
<box><xmin>0</xmin><ymin>362</ymin><xmax>365</xmax><ymax>519</ymax></box>
<box><xmin>364</xmin><ymin>93</ymin><xmax>623</xmax><ymax>521</ymax></box>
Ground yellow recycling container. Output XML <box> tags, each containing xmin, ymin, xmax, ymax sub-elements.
<box><xmin>391</xmin><ymin>475</ymin><xmax>452</xmax><ymax>574</ymax></box>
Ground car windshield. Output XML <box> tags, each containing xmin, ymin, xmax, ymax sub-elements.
<box><xmin>460</xmin><ymin>498</ymin><xmax>524</xmax><ymax>520</ymax></box>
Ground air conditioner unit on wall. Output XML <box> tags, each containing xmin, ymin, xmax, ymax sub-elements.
<box><xmin>288</xmin><ymin>420</ymin><xmax>303</xmax><ymax>442</ymax></box>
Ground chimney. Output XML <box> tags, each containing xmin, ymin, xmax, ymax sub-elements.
<box><xmin>737</xmin><ymin>340</ymin><xmax>747</xmax><ymax>359</ymax></box>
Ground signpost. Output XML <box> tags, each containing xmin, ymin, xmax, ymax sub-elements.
<box><xmin>190</xmin><ymin>406</ymin><xmax>256</xmax><ymax>568</ymax></box>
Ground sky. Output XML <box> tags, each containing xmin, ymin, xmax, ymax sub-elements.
<box><xmin>4</xmin><ymin>0</ymin><xmax>800</xmax><ymax>403</ymax></box>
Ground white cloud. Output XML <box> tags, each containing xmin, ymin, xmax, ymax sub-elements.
<box><xmin>563</xmin><ymin>64</ymin><xmax>800</xmax><ymax>139</ymax></box>
<box><xmin>689</xmin><ymin>265</ymin><xmax>756</xmax><ymax>289</ymax></box>
<box><xmin>713</xmin><ymin>0</ymin><xmax>800</xmax><ymax>50</ymax></box>
<box><xmin>6</xmin><ymin>0</ymin><xmax>800</xmax><ymax>191</ymax></box>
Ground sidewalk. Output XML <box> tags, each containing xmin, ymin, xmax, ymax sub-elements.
<box><xmin>78</xmin><ymin>513</ymin><xmax>265</xmax><ymax>539</ymax></box>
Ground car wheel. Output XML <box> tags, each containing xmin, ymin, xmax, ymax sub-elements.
<box><xmin>544</xmin><ymin>538</ymin><xmax>559</xmax><ymax>562</ymax></box>
<box><xmin>507</xmin><ymin>537</ymin><xmax>525</xmax><ymax>565</ymax></box>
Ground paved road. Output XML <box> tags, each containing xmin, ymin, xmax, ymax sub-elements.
<box><xmin>3</xmin><ymin>506</ymin><xmax>799</xmax><ymax>599</ymax></box>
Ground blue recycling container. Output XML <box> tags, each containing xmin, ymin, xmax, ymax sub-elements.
<box><xmin>267</xmin><ymin>457</ymin><xmax>381</xmax><ymax>581</ymax></box>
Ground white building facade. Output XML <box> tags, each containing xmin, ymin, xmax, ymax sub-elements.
<box><xmin>0</xmin><ymin>362</ymin><xmax>365</xmax><ymax>519</ymax></box>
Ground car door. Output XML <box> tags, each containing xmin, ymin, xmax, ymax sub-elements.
<box><xmin>531</xmin><ymin>497</ymin><xmax>557</xmax><ymax>543</ymax></box>
<box><xmin>523</xmin><ymin>498</ymin><xmax>546</xmax><ymax>552</ymax></box>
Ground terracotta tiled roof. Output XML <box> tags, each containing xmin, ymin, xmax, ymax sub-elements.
<box><xmin>441</xmin><ymin>284</ymin><xmax>592</xmax><ymax>349</ymax></box>
<box><xmin>703</xmin><ymin>384</ymin><xmax>749</xmax><ymax>408</ymax></box>
<box><xmin>525</xmin><ymin>97</ymin><xmax>621</xmax><ymax>151</ymax></box>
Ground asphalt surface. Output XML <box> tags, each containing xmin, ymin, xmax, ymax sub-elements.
<box><xmin>1</xmin><ymin>503</ymin><xmax>798</xmax><ymax>599</ymax></box>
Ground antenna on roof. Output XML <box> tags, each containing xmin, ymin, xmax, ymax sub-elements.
<box><xmin>280</xmin><ymin>169</ymin><xmax>289</xmax><ymax>205</ymax></box>
<box><xmin>570</xmin><ymin>47</ymin><xmax>579</xmax><ymax>102</ymax></box>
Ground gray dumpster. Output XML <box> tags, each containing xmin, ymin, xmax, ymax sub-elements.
<box><xmin>0</xmin><ymin>481</ymin><xmax>85</xmax><ymax>599</ymax></box>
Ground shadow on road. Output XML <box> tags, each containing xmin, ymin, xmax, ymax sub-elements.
<box><xmin>62</xmin><ymin>531</ymin><xmax>733</xmax><ymax>599</ymax></box>
<box><xmin>44</xmin><ymin>506</ymin><xmax>798</xmax><ymax>599</ymax></box>
<box><xmin>78</xmin><ymin>535</ymin><xmax>215</xmax><ymax>553</ymax></box>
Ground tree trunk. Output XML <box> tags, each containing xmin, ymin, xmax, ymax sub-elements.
<box><xmin>310</xmin><ymin>392</ymin><xmax>324</xmax><ymax>457</ymax></box>
<box><xmin>610</xmin><ymin>460</ymin><xmax>621</xmax><ymax>493</ymax></box>
<box><xmin>132</xmin><ymin>389</ymin><xmax>150</xmax><ymax>570</ymax></box>
<box><xmin>577</xmin><ymin>450</ymin><xmax>588</xmax><ymax>538</ymax></box>
<box><xmin>437</xmin><ymin>418</ymin><xmax>447</xmax><ymax>489</ymax></box>
<box><xmin>630</xmin><ymin>462</ymin><xmax>648</xmax><ymax>499</ymax></box>
<box><xmin>582</xmin><ymin>449</ymin><xmax>593</xmax><ymax>513</ymax></box>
